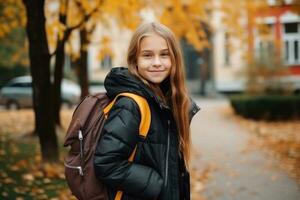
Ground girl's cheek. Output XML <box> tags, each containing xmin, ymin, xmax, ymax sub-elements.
<box><xmin>162</xmin><ymin>59</ymin><xmax>171</xmax><ymax>67</ymax></box>
<box><xmin>138</xmin><ymin>59</ymin><xmax>151</xmax><ymax>67</ymax></box>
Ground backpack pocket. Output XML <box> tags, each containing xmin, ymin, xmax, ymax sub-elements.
<box><xmin>64</xmin><ymin>119</ymin><xmax>86</xmax><ymax>199</ymax></box>
<box><xmin>65</xmin><ymin>152</ymin><xmax>85</xmax><ymax>199</ymax></box>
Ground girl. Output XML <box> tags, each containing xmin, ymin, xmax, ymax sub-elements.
<box><xmin>94</xmin><ymin>22</ymin><xmax>200</xmax><ymax>200</ymax></box>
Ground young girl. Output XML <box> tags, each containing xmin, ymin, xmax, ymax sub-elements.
<box><xmin>94</xmin><ymin>22</ymin><xmax>199</xmax><ymax>200</ymax></box>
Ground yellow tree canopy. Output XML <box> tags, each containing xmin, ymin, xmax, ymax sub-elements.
<box><xmin>45</xmin><ymin>0</ymin><xmax>143</xmax><ymax>61</ymax></box>
<box><xmin>0</xmin><ymin>0</ymin><xmax>26</xmax><ymax>38</ymax></box>
<box><xmin>218</xmin><ymin>0</ymin><xmax>269</xmax><ymax>62</ymax></box>
<box><xmin>0</xmin><ymin>0</ymin><xmax>28</xmax><ymax>67</ymax></box>
<box><xmin>158</xmin><ymin>0</ymin><xmax>212</xmax><ymax>52</ymax></box>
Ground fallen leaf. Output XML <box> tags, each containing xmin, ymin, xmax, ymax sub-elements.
<box><xmin>0</xmin><ymin>150</ymin><xmax>5</xmax><ymax>156</ymax></box>
<box><xmin>3</xmin><ymin>177</ymin><xmax>15</xmax><ymax>184</ymax></box>
<box><xmin>1</xmin><ymin>191</ymin><xmax>8</xmax><ymax>197</ymax></box>
<box><xmin>22</xmin><ymin>173</ymin><xmax>35</xmax><ymax>182</ymax></box>
<box><xmin>43</xmin><ymin>178</ymin><xmax>51</xmax><ymax>183</ymax></box>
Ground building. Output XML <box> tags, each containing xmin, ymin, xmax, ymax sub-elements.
<box><xmin>213</xmin><ymin>0</ymin><xmax>300</xmax><ymax>93</ymax></box>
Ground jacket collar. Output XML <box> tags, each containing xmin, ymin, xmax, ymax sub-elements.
<box><xmin>105</xmin><ymin>67</ymin><xmax>200</xmax><ymax>118</ymax></box>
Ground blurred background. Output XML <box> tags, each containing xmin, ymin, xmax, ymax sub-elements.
<box><xmin>0</xmin><ymin>0</ymin><xmax>299</xmax><ymax>199</ymax></box>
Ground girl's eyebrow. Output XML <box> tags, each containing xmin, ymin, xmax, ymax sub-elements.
<box><xmin>140</xmin><ymin>49</ymin><xmax>169</xmax><ymax>52</ymax></box>
<box><xmin>140</xmin><ymin>50</ymin><xmax>152</xmax><ymax>53</ymax></box>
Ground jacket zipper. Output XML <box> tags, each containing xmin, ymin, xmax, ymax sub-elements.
<box><xmin>164</xmin><ymin>120</ymin><xmax>170</xmax><ymax>187</ymax></box>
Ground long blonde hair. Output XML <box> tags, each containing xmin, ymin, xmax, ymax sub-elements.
<box><xmin>127</xmin><ymin>22</ymin><xmax>191</xmax><ymax>170</ymax></box>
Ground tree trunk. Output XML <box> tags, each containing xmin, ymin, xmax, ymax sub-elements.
<box><xmin>23</xmin><ymin>0</ymin><xmax>58</xmax><ymax>162</ymax></box>
<box><xmin>78</xmin><ymin>28</ymin><xmax>89</xmax><ymax>100</ymax></box>
<box><xmin>53</xmin><ymin>36</ymin><xmax>65</xmax><ymax>127</ymax></box>
<box><xmin>200</xmin><ymin>62</ymin><xmax>207</xmax><ymax>96</ymax></box>
<box><xmin>199</xmin><ymin>47</ymin><xmax>210</xmax><ymax>96</ymax></box>
<box><xmin>53</xmin><ymin>0</ymin><xmax>68</xmax><ymax>126</ymax></box>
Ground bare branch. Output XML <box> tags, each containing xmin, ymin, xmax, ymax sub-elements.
<box><xmin>50</xmin><ymin>0</ymin><xmax>103</xmax><ymax>57</ymax></box>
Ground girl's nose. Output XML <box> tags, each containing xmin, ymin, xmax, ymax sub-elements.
<box><xmin>152</xmin><ymin>56</ymin><xmax>161</xmax><ymax>67</ymax></box>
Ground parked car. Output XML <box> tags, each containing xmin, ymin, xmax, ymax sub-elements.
<box><xmin>89</xmin><ymin>80</ymin><xmax>106</xmax><ymax>94</ymax></box>
<box><xmin>0</xmin><ymin>76</ymin><xmax>80</xmax><ymax>109</ymax></box>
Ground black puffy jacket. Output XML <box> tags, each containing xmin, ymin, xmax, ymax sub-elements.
<box><xmin>94</xmin><ymin>67</ymin><xmax>200</xmax><ymax>200</ymax></box>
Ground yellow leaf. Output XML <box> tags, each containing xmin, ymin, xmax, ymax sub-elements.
<box><xmin>3</xmin><ymin>177</ymin><xmax>15</xmax><ymax>184</ymax></box>
<box><xmin>22</xmin><ymin>173</ymin><xmax>35</xmax><ymax>182</ymax></box>
<box><xmin>11</xmin><ymin>159</ymin><xmax>28</xmax><ymax>171</ymax></box>
<box><xmin>43</xmin><ymin>178</ymin><xmax>51</xmax><ymax>183</ymax></box>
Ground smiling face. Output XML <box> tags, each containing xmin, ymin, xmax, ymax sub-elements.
<box><xmin>136</xmin><ymin>33</ymin><xmax>172</xmax><ymax>84</ymax></box>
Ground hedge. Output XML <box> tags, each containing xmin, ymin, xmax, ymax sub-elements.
<box><xmin>229</xmin><ymin>95</ymin><xmax>300</xmax><ymax>120</ymax></box>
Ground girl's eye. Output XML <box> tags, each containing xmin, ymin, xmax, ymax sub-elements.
<box><xmin>161</xmin><ymin>53</ymin><xmax>170</xmax><ymax>57</ymax></box>
<box><xmin>142</xmin><ymin>54</ymin><xmax>152</xmax><ymax>58</ymax></box>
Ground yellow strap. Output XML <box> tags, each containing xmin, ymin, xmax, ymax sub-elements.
<box><xmin>103</xmin><ymin>93</ymin><xmax>151</xmax><ymax>136</ymax></box>
<box><xmin>113</xmin><ymin>146</ymin><xmax>139</xmax><ymax>200</ymax></box>
<box><xmin>103</xmin><ymin>93</ymin><xmax>151</xmax><ymax>200</ymax></box>
<box><xmin>114</xmin><ymin>191</ymin><xmax>123</xmax><ymax>200</ymax></box>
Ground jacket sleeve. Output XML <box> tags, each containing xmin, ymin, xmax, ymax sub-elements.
<box><xmin>94</xmin><ymin>97</ymin><xmax>163</xmax><ymax>199</ymax></box>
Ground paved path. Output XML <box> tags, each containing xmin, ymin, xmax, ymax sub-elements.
<box><xmin>190</xmin><ymin>97</ymin><xmax>300</xmax><ymax>200</ymax></box>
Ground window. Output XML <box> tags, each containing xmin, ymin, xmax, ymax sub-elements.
<box><xmin>224</xmin><ymin>32</ymin><xmax>230</xmax><ymax>66</ymax></box>
<box><xmin>295</xmin><ymin>40</ymin><xmax>299</xmax><ymax>62</ymax></box>
<box><xmin>267</xmin><ymin>0</ymin><xmax>276</xmax><ymax>6</ymax></box>
<box><xmin>285</xmin><ymin>41</ymin><xmax>289</xmax><ymax>61</ymax></box>
<box><xmin>283</xmin><ymin>22</ymin><xmax>300</xmax><ymax>65</ymax></box>
<box><xmin>257</xmin><ymin>41</ymin><xmax>275</xmax><ymax>65</ymax></box>
<box><xmin>254</xmin><ymin>23</ymin><xmax>275</xmax><ymax>64</ymax></box>
<box><xmin>8</xmin><ymin>82</ymin><xmax>31</xmax><ymax>88</ymax></box>
<box><xmin>268</xmin><ymin>0</ymin><xmax>293</xmax><ymax>6</ymax></box>
<box><xmin>284</xmin><ymin>23</ymin><xmax>298</xmax><ymax>33</ymax></box>
<box><xmin>101</xmin><ymin>55</ymin><xmax>112</xmax><ymax>70</ymax></box>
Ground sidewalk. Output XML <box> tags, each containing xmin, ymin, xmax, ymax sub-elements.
<box><xmin>190</xmin><ymin>97</ymin><xmax>300</xmax><ymax>200</ymax></box>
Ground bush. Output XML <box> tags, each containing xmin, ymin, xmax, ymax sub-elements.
<box><xmin>230</xmin><ymin>95</ymin><xmax>300</xmax><ymax>120</ymax></box>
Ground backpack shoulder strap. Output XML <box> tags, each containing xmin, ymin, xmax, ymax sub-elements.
<box><xmin>103</xmin><ymin>92</ymin><xmax>151</xmax><ymax>137</ymax></box>
<box><xmin>103</xmin><ymin>93</ymin><xmax>151</xmax><ymax>200</ymax></box>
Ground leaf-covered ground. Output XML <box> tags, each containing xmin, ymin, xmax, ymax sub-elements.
<box><xmin>3</xmin><ymin>106</ymin><xmax>296</xmax><ymax>199</ymax></box>
<box><xmin>0</xmin><ymin>109</ymin><xmax>208</xmax><ymax>199</ymax></box>
<box><xmin>221</xmin><ymin>106</ymin><xmax>300</xmax><ymax>184</ymax></box>
<box><xmin>0</xmin><ymin>109</ymin><xmax>75</xmax><ymax>200</ymax></box>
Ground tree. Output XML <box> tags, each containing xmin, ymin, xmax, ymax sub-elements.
<box><xmin>154</xmin><ymin>0</ymin><xmax>212</xmax><ymax>95</ymax></box>
<box><xmin>0</xmin><ymin>0</ymin><xmax>29</xmax><ymax>86</ymax></box>
<box><xmin>71</xmin><ymin>0</ymin><xmax>98</xmax><ymax>100</ymax></box>
<box><xmin>52</xmin><ymin>0</ymin><xmax>69</xmax><ymax>126</ymax></box>
<box><xmin>22</xmin><ymin>0</ymin><xmax>58</xmax><ymax>162</ymax></box>
<box><xmin>67</xmin><ymin>0</ymin><xmax>143</xmax><ymax>99</ymax></box>
<box><xmin>46</xmin><ymin>0</ymin><xmax>102</xmax><ymax>125</ymax></box>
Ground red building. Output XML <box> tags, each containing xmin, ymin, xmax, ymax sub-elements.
<box><xmin>249</xmin><ymin>0</ymin><xmax>300</xmax><ymax>75</ymax></box>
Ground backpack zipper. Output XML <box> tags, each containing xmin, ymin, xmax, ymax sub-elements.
<box><xmin>64</xmin><ymin>130</ymin><xmax>85</xmax><ymax>176</ymax></box>
<box><xmin>79</xmin><ymin>130</ymin><xmax>83</xmax><ymax>159</ymax></box>
<box><xmin>78</xmin><ymin>129</ymin><xmax>84</xmax><ymax>176</ymax></box>
<box><xmin>164</xmin><ymin>120</ymin><xmax>170</xmax><ymax>187</ymax></box>
<box><xmin>64</xmin><ymin>162</ymin><xmax>84</xmax><ymax>176</ymax></box>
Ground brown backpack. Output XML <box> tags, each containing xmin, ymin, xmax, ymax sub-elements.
<box><xmin>63</xmin><ymin>92</ymin><xmax>151</xmax><ymax>200</ymax></box>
